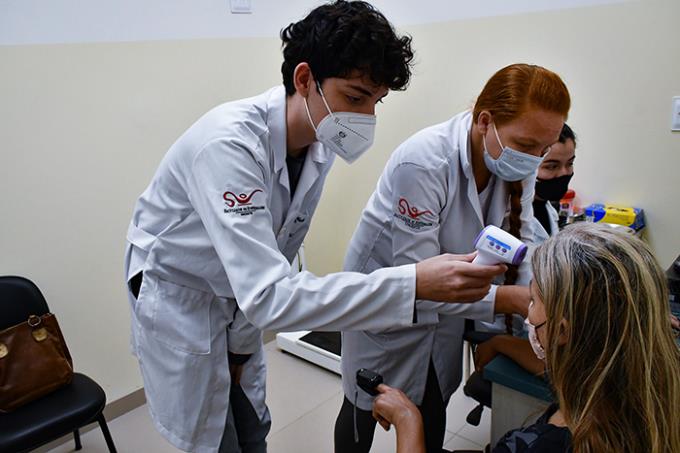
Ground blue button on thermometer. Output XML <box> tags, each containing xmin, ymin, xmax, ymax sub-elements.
<box><xmin>471</xmin><ymin>225</ymin><xmax>528</xmax><ymax>266</ymax></box>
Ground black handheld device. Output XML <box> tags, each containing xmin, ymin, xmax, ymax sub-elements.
<box><xmin>356</xmin><ymin>368</ymin><xmax>383</xmax><ymax>396</ymax></box>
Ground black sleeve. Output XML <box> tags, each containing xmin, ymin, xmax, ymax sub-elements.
<box><xmin>523</xmin><ymin>431</ymin><xmax>572</xmax><ymax>453</ymax></box>
<box><xmin>491</xmin><ymin>425</ymin><xmax>571</xmax><ymax>453</ymax></box>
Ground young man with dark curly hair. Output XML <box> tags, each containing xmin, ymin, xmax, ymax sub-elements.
<box><xmin>123</xmin><ymin>1</ymin><xmax>507</xmax><ymax>452</ymax></box>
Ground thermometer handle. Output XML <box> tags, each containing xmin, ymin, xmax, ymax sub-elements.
<box><xmin>472</xmin><ymin>253</ymin><xmax>499</xmax><ymax>266</ymax></box>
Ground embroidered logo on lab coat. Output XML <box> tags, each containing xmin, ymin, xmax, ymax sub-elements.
<box><xmin>394</xmin><ymin>198</ymin><xmax>434</xmax><ymax>230</ymax></box>
<box><xmin>223</xmin><ymin>189</ymin><xmax>265</xmax><ymax>216</ymax></box>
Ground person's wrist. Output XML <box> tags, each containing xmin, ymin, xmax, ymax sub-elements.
<box><xmin>501</xmin><ymin>286</ymin><xmax>528</xmax><ymax>317</ymax></box>
<box><xmin>493</xmin><ymin>334</ymin><xmax>515</xmax><ymax>355</ymax></box>
<box><xmin>513</xmin><ymin>297</ymin><xmax>529</xmax><ymax>318</ymax></box>
<box><xmin>414</xmin><ymin>262</ymin><xmax>426</xmax><ymax>300</ymax></box>
<box><xmin>487</xmin><ymin>335</ymin><xmax>502</xmax><ymax>352</ymax></box>
<box><xmin>393</xmin><ymin>406</ymin><xmax>421</xmax><ymax>429</ymax></box>
<box><xmin>514</xmin><ymin>288</ymin><xmax>530</xmax><ymax>317</ymax></box>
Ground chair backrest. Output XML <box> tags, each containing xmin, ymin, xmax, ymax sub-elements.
<box><xmin>0</xmin><ymin>276</ymin><xmax>50</xmax><ymax>330</ymax></box>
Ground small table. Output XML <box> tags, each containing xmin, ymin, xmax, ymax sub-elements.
<box><xmin>483</xmin><ymin>355</ymin><xmax>553</xmax><ymax>446</ymax></box>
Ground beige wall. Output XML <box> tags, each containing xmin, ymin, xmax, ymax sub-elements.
<box><xmin>1</xmin><ymin>0</ymin><xmax>678</xmax><ymax>403</ymax></box>
<box><xmin>0</xmin><ymin>39</ymin><xmax>283</xmax><ymax>401</ymax></box>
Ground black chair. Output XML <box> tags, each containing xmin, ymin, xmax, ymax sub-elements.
<box><xmin>0</xmin><ymin>276</ymin><xmax>117</xmax><ymax>453</ymax></box>
<box><xmin>461</xmin><ymin>322</ymin><xmax>500</xmax><ymax>424</ymax></box>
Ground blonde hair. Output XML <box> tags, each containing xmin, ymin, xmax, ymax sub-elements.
<box><xmin>532</xmin><ymin>223</ymin><xmax>680</xmax><ymax>453</ymax></box>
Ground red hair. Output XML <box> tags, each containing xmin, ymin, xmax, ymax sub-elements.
<box><xmin>473</xmin><ymin>63</ymin><xmax>570</xmax><ymax>125</ymax></box>
<box><xmin>473</xmin><ymin>64</ymin><xmax>571</xmax><ymax>333</ymax></box>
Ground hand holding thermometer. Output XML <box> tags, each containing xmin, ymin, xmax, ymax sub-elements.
<box><xmin>471</xmin><ymin>225</ymin><xmax>528</xmax><ymax>266</ymax></box>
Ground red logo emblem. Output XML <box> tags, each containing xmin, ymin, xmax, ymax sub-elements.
<box><xmin>398</xmin><ymin>198</ymin><xmax>432</xmax><ymax>219</ymax></box>
<box><xmin>223</xmin><ymin>189</ymin><xmax>262</xmax><ymax>207</ymax></box>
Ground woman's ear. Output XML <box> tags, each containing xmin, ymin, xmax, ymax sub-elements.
<box><xmin>557</xmin><ymin>318</ymin><xmax>570</xmax><ymax>346</ymax></box>
<box><xmin>293</xmin><ymin>63</ymin><xmax>313</xmax><ymax>98</ymax></box>
<box><xmin>476</xmin><ymin>110</ymin><xmax>492</xmax><ymax>136</ymax></box>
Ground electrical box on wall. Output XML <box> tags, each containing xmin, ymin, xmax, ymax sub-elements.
<box><xmin>672</xmin><ymin>96</ymin><xmax>680</xmax><ymax>132</ymax></box>
<box><xmin>230</xmin><ymin>0</ymin><xmax>252</xmax><ymax>14</ymax></box>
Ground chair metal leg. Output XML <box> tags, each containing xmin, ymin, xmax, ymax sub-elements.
<box><xmin>464</xmin><ymin>340</ymin><xmax>472</xmax><ymax>380</ymax></box>
<box><xmin>73</xmin><ymin>429</ymin><xmax>82</xmax><ymax>450</ymax></box>
<box><xmin>97</xmin><ymin>413</ymin><xmax>118</xmax><ymax>453</ymax></box>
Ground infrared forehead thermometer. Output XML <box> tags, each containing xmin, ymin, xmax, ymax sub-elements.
<box><xmin>471</xmin><ymin>225</ymin><xmax>528</xmax><ymax>266</ymax></box>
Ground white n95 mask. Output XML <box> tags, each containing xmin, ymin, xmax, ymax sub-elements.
<box><xmin>304</xmin><ymin>81</ymin><xmax>376</xmax><ymax>164</ymax></box>
<box><xmin>483</xmin><ymin>123</ymin><xmax>543</xmax><ymax>182</ymax></box>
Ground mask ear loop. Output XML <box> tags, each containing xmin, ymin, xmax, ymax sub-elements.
<box><xmin>303</xmin><ymin>79</ymin><xmax>334</xmax><ymax>134</ymax></box>
<box><xmin>315</xmin><ymin>80</ymin><xmax>335</xmax><ymax>118</ymax></box>
<box><xmin>493</xmin><ymin>122</ymin><xmax>548</xmax><ymax>164</ymax></box>
<box><xmin>492</xmin><ymin>122</ymin><xmax>505</xmax><ymax>150</ymax></box>
<box><xmin>482</xmin><ymin>120</ymin><xmax>503</xmax><ymax>162</ymax></box>
<box><xmin>303</xmin><ymin>96</ymin><xmax>317</xmax><ymax>133</ymax></box>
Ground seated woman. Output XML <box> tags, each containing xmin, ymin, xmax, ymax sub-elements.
<box><xmin>532</xmin><ymin>123</ymin><xmax>576</xmax><ymax>242</ymax></box>
<box><xmin>375</xmin><ymin>223</ymin><xmax>680</xmax><ymax>453</ymax></box>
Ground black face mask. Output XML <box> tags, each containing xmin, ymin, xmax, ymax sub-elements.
<box><xmin>535</xmin><ymin>173</ymin><xmax>573</xmax><ymax>201</ymax></box>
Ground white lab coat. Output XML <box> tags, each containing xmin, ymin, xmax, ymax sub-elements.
<box><xmin>532</xmin><ymin>200</ymin><xmax>560</xmax><ymax>243</ymax></box>
<box><xmin>341</xmin><ymin>110</ymin><xmax>536</xmax><ymax>410</ymax></box>
<box><xmin>123</xmin><ymin>86</ymin><xmax>431</xmax><ymax>452</ymax></box>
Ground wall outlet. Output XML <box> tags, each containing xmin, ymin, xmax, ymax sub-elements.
<box><xmin>230</xmin><ymin>0</ymin><xmax>252</xmax><ymax>14</ymax></box>
<box><xmin>672</xmin><ymin>96</ymin><xmax>680</xmax><ymax>132</ymax></box>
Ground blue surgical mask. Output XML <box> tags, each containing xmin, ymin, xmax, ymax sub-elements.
<box><xmin>483</xmin><ymin>123</ymin><xmax>543</xmax><ymax>182</ymax></box>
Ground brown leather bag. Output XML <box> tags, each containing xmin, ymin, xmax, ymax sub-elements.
<box><xmin>0</xmin><ymin>313</ymin><xmax>74</xmax><ymax>412</ymax></box>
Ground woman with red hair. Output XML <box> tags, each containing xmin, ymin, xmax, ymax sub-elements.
<box><xmin>335</xmin><ymin>64</ymin><xmax>571</xmax><ymax>453</ymax></box>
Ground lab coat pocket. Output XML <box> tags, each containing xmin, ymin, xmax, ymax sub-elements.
<box><xmin>151</xmin><ymin>277</ymin><xmax>212</xmax><ymax>355</ymax></box>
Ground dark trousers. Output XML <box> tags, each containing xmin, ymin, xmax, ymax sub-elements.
<box><xmin>219</xmin><ymin>383</ymin><xmax>271</xmax><ymax>453</ymax></box>
<box><xmin>334</xmin><ymin>361</ymin><xmax>446</xmax><ymax>453</ymax></box>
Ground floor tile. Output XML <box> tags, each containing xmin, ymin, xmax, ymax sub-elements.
<box><xmin>267</xmin><ymin>391</ymin><xmax>346</xmax><ymax>453</ymax></box>
<box><xmin>46</xmin><ymin>341</ymin><xmax>485</xmax><ymax>453</ymax></box>
<box><xmin>264</xmin><ymin>341</ymin><xmax>343</xmax><ymax>435</ymax></box>
<box><xmin>48</xmin><ymin>405</ymin><xmax>180</xmax><ymax>452</ymax></box>
<box><xmin>454</xmin><ymin>405</ymin><xmax>491</xmax><ymax>449</ymax></box>
<box><xmin>445</xmin><ymin>385</ymin><xmax>482</xmax><ymax>435</ymax></box>
<box><xmin>267</xmin><ymin>389</ymin><xmax>406</xmax><ymax>453</ymax></box>
<box><xmin>443</xmin><ymin>433</ymin><xmax>486</xmax><ymax>452</ymax></box>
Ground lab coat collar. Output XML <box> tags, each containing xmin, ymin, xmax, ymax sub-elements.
<box><xmin>282</xmin><ymin>140</ymin><xmax>329</xmax><ymax>223</ymax></box>
<box><xmin>455</xmin><ymin>110</ymin><xmax>474</xmax><ymax>175</ymax></box>
<box><xmin>266</xmin><ymin>86</ymin><xmax>331</xmax><ymax>177</ymax></box>
<box><xmin>267</xmin><ymin>86</ymin><xmax>288</xmax><ymax>175</ymax></box>
<box><xmin>454</xmin><ymin>110</ymin><xmax>511</xmax><ymax>228</ymax></box>
<box><xmin>453</xmin><ymin>110</ymin><xmax>486</xmax><ymax>227</ymax></box>
<box><xmin>309</xmin><ymin>142</ymin><xmax>330</xmax><ymax>163</ymax></box>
